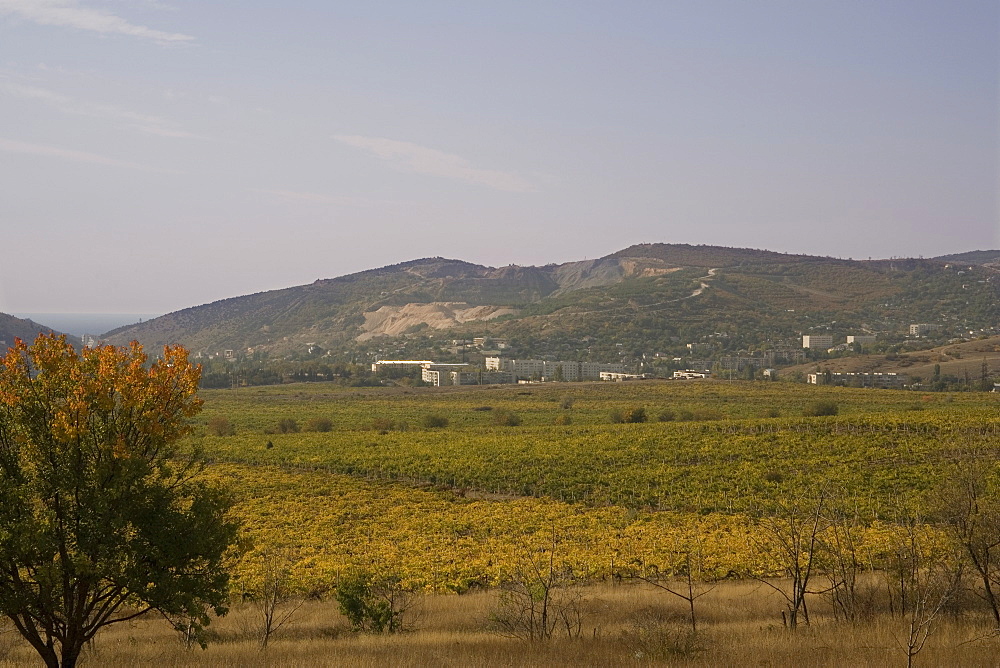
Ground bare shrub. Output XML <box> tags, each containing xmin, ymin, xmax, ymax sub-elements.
<box><xmin>656</xmin><ymin>409</ymin><xmax>675</xmax><ymax>422</ymax></box>
<box><xmin>492</xmin><ymin>410</ymin><xmax>521</xmax><ymax>427</ymax></box>
<box><xmin>420</xmin><ymin>414</ymin><xmax>449</xmax><ymax>429</ymax></box>
<box><xmin>620</xmin><ymin>611</ymin><xmax>706</xmax><ymax>661</ymax></box>
<box><xmin>305</xmin><ymin>417</ymin><xmax>333</xmax><ymax>432</ymax></box>
<box><xmin>241</xmin><ymin>552</ymin><xmax>304</xmax><ymax>649</ymax></box>
<box><xmin>803</xmin><ymin>400</ymin><xmax>838</xmax><ymax>417</ymax></box>
<box><xmin>748</xmin><ymin>487</ymin><xmax>831</xmax><ymax>628</ymax></box>
<box><xmin>884</xmin><ymin>516</ymin><xmax>963</xmax><ymax>667</ymax></box>
<box><xmin>625</xmin><ymin>549</ymin><xmax>717</xmax><ymax>632</ymax></box>
<box><xmin>488</xmin><ymin>533</ymin><xmax>585</xmax><ymax>641</ymax></box>
<box><xmin>369</xmin><ymin>417</ymin><xmax>408</xmax><ymax>433</ymax></box>
<box><xmin>610</xmin><ymin>407</ymin><xmax>646</xmax><ymax>424</ymax></box>
<box><xmin>276</xmin><ymin>418</ymin><xmax>300</xmax><ymax>434</ymax></box>
<box><xmin>207</xmin><ymin>416</ymin><xmax>235</xmax><ymax>436</ymax></box>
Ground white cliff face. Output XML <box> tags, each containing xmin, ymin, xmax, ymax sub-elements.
<box><xmin>357</xmin><ymin>302</ymin><xmax>519</xmax><ymax>341</ymax></box>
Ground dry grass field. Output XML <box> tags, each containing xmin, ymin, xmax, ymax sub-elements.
<box><xmin>3</xmin><ymin>581</ymin><xmax>999</xmax><ymax>667</ymax></box>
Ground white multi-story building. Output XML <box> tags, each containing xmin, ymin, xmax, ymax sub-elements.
<box><xmin>807</xmin><ymin>372</ymin><xmax>904</xmax><ymax>389</ymax></box>
<box><xmin>485</xmin><ymin>357</ymin><xmax>628</xmax><ymax>381</ymax></box>
<box><xmin>450</xmin><ymin>370</ymin><xmax>514</xmax><ymax>385</ymax></box>
<box><xmin>846</xmin><ymin>335</ymin><xmax>876</xmax><ymax>345</ymax></box>
<box><xmin>909</xmin><ymin>324</ymin><xmax>938</xmax><ymax>336</ymax></box>
<box><xmin>419</xmin><ymin>363</ymin><xmax>471</xmax><ymax>386</ymax></box>
<box><xmin>421</xmin><ymin>367</ymin><xmax>443</xmax><ymax>386</ymax></box>
<box><xmin>802</xmin><ymin>335</ymin><xmax>834</xmax><ymax>349</ymax></box>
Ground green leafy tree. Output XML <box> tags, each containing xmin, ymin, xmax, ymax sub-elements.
<box><xmin>0</xmin><ymin>334</ymin><xmax>239</xmax><ymax>667</ymax></box>
<box><xmin>335</xmin><ymin>571</ymin><xmax>412</xmax><ymax>633</ymax></box>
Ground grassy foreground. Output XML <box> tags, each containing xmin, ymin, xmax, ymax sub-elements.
<box><xmin>6</xmin><ymin>379</ymin><xmax>1000</xmax><ymax>665</ymax></box>
<box><xmin>2</xmin><ymin>581</ymin><xmax>999</xmax><ymax>667</ymax></box>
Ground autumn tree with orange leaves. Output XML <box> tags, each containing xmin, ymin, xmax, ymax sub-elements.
<box><xmin>0</xmin><ymin>334</ymin><xmax>239</xmax><ymax>668</ymax></box>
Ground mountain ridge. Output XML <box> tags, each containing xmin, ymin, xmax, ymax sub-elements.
<box><xmin>0</xmin><ymin>314</ymin><xmax>80</xmax><ymax>349</ymax></box>
<box><xmin>102</xmin><ymin>244</ymin><xmax>1000</xmax><ymax>360</ymax></box>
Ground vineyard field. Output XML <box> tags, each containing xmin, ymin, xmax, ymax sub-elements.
<box><xmin>193</xmin><ymin>380</ymin><xmax>1000</xmax><ymax>515</ymax></box>
<box><xmin>197</xmin><ymin>379</ymin><xmax>999</xmax><ymax>431</ymax></box>
<box><xmin>213</xmin><ymin>463</ymin><xmax>944</xmax><ymax>597</ymax></box>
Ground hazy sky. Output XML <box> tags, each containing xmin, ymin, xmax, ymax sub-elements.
<box><xmin>1</xmin><ymin>1</ymin><xmax>997</xmax><ymax>314</ymax></box>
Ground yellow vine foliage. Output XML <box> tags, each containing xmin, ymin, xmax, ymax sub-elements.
<box><xmin>211</xmin><ymin>463</ymin><xmax>954</xmax><ymax>596</ymax></box>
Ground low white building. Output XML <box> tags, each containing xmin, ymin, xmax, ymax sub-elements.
<box><xmin>372</xmin><ymin>360</ymin><xmax>433</xmax><ymax>373</ymax></box>
<box><xmin>600</xmin><ymin>372</ymin><xmax>644</xmax><ymax>381</ymax></box>
<box><xmin>673</xmin><ymin>370</ymin><xmax>709</xmax><ymax>379</ymax></box>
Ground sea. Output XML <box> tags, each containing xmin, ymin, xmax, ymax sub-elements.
<box><xmin>12</xmin><ymin>314</ymin><xmax>162</xmax><ymax>337</ymax></box>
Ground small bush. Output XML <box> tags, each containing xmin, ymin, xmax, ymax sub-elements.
<box><xmin>691</xmin><ymin>408</ymin><xmax>721</xmax><ymax>421</ymax></box>
<box><xmin>420</xmin><ymin>414</ymin><xmax>449</xmax><ymax>429</ymax></box>
<box><xmin>471</xmin><ymin>406</ymin><xmax>493</xmax><ymax>412</ymax></box>
<box><xmin>370</xmin><ymin>418</ymin><xmax>407</xmax><ymax>433</ymax></box>
<box><xmin>305</xmin><ymin>417</ymin><xmax>334</xmax><ymax>432</ymax></box>
<box><xmin>276</xmin><ymin>418</ymin><xmax>300</xmax><ymax>434</ymax></box>
<box><xmin>764</xmin><ymin>407</ymin><xmax>781</xmax><ymax>418</ymax></box>
<box><xmin>560</xmin><ymin>396</ymin><xmax>574</xmax><ymax>410</ymax></box>
<box><xmin>335</xmin><ymin>572</ymin><xmax>413</xmax><ymax>634</ymax></box>
<box><xmin>207</xmin><ymin>416</ymin><xmax>235</xmax><ymax>436</ymax></box>
<box><xmin>656</xmin><ymin>409</ymin><xmax>675</xmax><ymax>422</ymax></box>
<box><xmin>612</xmin><ymin>407</ymin><xmax>647</xmax><ymax>424</ymax></box>
<box><xmin>554</xmin><ymin>414</ymin><xmax>572</xmax><ymax>426</ymax></box>
<box><xmin>802</xmin><ymin>400</ymin><xmax>838</xmax><ymax>417</ymax></box>
<box><xmin>626</xmin><ymin>407</ymin><xmax>647</xmax><ymax>423</ymax></box>
<box><xmin>621</xmin><ymin>617</ymin><xmax>706</xmax><ymax>660</ymax></box>
<box><xmin>492</xmin><ymin>409</ymin><xmax>521</xmax><ymax>427</ymax></box>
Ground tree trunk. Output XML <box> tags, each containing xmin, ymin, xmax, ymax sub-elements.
<box><xmin>61</xmin><ymin>642</ymin><xmax>83</xmax><ymax>668</ymax></box>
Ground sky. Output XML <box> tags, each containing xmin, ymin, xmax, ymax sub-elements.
<box><xmin>0</xmin><ymin>1</ymin><xmax>997</xmax><ymax>314</ymax></box>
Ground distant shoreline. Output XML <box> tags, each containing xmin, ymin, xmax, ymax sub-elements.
<box><xmin>12</xmin><ymin>313</ymin><xmax>162</xmax><ymax>337</ymax></box>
